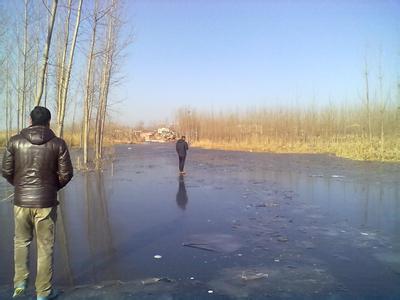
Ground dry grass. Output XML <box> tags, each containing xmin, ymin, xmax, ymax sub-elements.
<box><xmin>0</xmin><ymin>132</ymin><xmax>6</xmax><ymax>148</ymax></box>
<box><xmin>193</xmin><ymin>137</ymin><xmax>400</xmax><ymax>162</ymax></box>
<box><xmin>2</xmin><ymin>125</ymin><xmax>399</xmax><ymax>162</ymax></box>
<box><xmin>0</xmin><ymin>126</ymin><xmax>140</xmax><ymax>149</ymax></box>
<box><xmin>176</xmin><ymin>104</ymin><xmax>400</xmax><ymax>162</ymax></box>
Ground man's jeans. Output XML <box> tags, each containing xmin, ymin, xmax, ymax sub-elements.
<box><xmin>14</xmin><ymin>206</ymin><xmax>57</xmax><ymax>297</ymax></box>
<box><xmin>178</xmin><ymin>155</ymin><xmax>186</xmax><ymax>172</ymax></box>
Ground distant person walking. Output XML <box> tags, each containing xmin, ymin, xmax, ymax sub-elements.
<box><xmin>2</xmin><ymin>106</ymin><xmax>73</xmax><ymax>300</ymax></box>
<box><xmin>176</xmin><ymin>136</ymin><xmax>189</xmax><ymax>174</ymax></box>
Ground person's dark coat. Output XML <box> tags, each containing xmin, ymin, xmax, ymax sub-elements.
<box><xmin>176</xmin><ymin>139</ymin><xmax>189</xmax><ymax>157</ymax></box>
<box><xmin>2</xmin><ymin>125</ymin><xmax>73</xmax><ymax>208</ymax></box>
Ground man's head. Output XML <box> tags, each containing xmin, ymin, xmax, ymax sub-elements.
<box><xmin>30</xmin><ymin>106</ymin><xmax>51</xmax><ymax>126</ymax></box>
<box><xmin>181</xmin><ymin>136</ymin><xmax>186</xmax><ymax>140</ymax></box>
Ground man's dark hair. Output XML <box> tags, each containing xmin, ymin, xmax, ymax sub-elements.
<box><xmin>30</xmin><ymin>106</ymin><xmax>51</xmax><ymax>126</ymax></box>
<box><xmin>181</xmin><ymin>136</ymin><xmax>186</xmax><ymax>139</ymax></box>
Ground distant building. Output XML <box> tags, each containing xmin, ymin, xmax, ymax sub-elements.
<box><xmin>157</xmin><ymin>128</ymin><xmax>176</xmax><ymax>141</ymax></box>
<box><xmin>157</xmin><ymin>128</ymin><xmax>169</xmax><ymax>134</ymax></box>
<box><xmin>141</xmin><ymin>132</ymin><xmax>155</xmax><ymax>142</ymax></box>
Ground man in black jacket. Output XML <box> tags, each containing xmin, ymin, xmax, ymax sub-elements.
<box><xmin>2</xmin><ymin>106</ymin><xmax>73</xmax><ymax>300</ymax></box>
<box><xmin>175</xmin><ymin>136</ymin><xmax>189</xmax><ymax>174</ymax></box>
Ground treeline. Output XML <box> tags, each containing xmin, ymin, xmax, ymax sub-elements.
<box><xmin>0</xmin><ymin>0</ymin><xmax>128</xmax><ymax>168</ymax></box>
<box><xmin>176</xmin><ymin>54</ymin><xmax>400</xmax><ymax>162</ymax></box>
<box><xmin>176</xmin><ymin>100</ymin><xmax>400</xmax><ymax>161</ymax></box>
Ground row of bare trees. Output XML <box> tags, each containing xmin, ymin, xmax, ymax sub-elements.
<box><xmin>0</xmin><ymin>0</ymin><xmax>127</xmax><ymax>168</ymax></box>
<box><xmin>177</xmin><ymin>103</ymin><xmax>399</xmax><ymax>141</ymax></box>
<box><xmin>175</xmin><ymin>78</ymin><xmax>400</xmax><ymax>161</ymax></box>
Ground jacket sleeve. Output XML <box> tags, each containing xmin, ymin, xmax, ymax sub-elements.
<box><xmin>185</xmin><ymin>142</ymin><xmax>189</xmax><ymax>151</ymax></box>
<box><xmin>2</xmin><ymin>140</ymin><xmax>15</xmax><ymax>185</ymax></box>
<box><xmin>58</xmin><ymin>140</ymin><xmax>73</xmax><ymax>189</ymax></box>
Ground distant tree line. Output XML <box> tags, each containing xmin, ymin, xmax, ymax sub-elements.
<box><xmin>176</xmin><ymin>78</ymin><xmax>400</xmax><ymax>161</ymax></box>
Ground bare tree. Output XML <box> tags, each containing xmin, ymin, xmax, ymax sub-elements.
<box><xmin>0</xmin><ymin>5</ymin><xmax>9</xmax><ymax>141</ymax></box>
<box><xmin>5</xmin><ymin>59</ymin><xmax>12</xmax><ymax>142</ymax></box>
<box><xmin>95</xmin><ymin>0</ymin><xmax>118</xmax><ymax>162</ymax></box>
<box><xmin>364</xmin><ymin>58</ymin><xmax>372</xmax><ymax>144</ymax></box>
<box><xmin>378</xmin><ymin>53</ymin><xmax>387</xmax><ymax>161</ymax></box>
<box><xmin>56</xmin><ymin>0</ymin><xmax>72</xmax><ymax>129</ymax></box>
<box><xmin>56</xmin><ymin>0</ymin><xmax>83</xmax><ymax>137</ymax></box>
<box><xmin>34</xmin><ymin>0</ymin><xmax>58</xmax><ymax>106</ymax></box>
<box><xmin>82</xmin><ymin>0</ymin><xmax>99</xmax><ymax>165</ymax></box>
<box><xmin>17</xmin><ymin>0</ymin><xmax>29</xmax><ymax>131</ymax></box>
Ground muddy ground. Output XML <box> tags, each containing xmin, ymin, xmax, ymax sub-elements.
<box><xmin>1</xmin><ymin>143</ymin><xmax>400</xmax><ymax>299</ymax></box>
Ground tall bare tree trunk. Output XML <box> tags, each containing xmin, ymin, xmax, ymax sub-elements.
<box><xmin>56</xmin><ymin>0</ymin><xmax>83</xmax><ymax>137</ymax></box>
<box><xmin>378</xmin><ymin>59</ymin><xmax>385</xmax><ymax>161</ymax></box>
<box><xmin>33</xmin><ymin>2</ymin><xmax>40</xmax><ymax>103</ymax></box>
<box><xmin>43</xmin><ymin>64</ymin><xmax>49</xmax><ymax>107</ymax></box>
<box><xmin>70</xmin><ymin>101</ymin><xmax>78</xmax><ymax>146</ymax></box>
<box><xmin>95</xmin><ymin>0</ymin><xmax>116</xmax><ymax>162</ymax></box>
<box><xmin>18</xmin><ymin>0</ymin><xmax>29</xmax><ymax>131</ymax></box>
<box><xmin>364</xmin><ymin>59</ymin><xmax>372</xmax><ymax>144</ymax></box>
<box><xmin>57</xmin><ymin>0</ymin><xmax>72</xmax><ymax>129</ymax></box>
<box><xmin>83</xmin><ymin>0</ymin><xmax>99</xmax><ymax>165</ymax></box>
<box><xmin>5</xmin><ymin>59</ymin><xmax>12</xmax><ymax>142</ymax></box>
<box><xmin>33</xmin><ymin>36</ymin><xmax>39</xmax><ymax>108</ymax></box>
<box><xmin>34</xmin><ymin>0</ymin><xmax>58</xmax><ymax>106</ymax></box>
<box><xmin>43</xmin><ymin>0</ymin><xmax>52</xmax><ymax>107</ymax></box>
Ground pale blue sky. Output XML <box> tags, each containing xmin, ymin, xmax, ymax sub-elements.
<box><xmin>1</xmin><ymin>0</ymin><xmax>399</xmax><ymax>125</ymax></box>
<box><xmin>113</xmin><ymin>0</ymin><xmax>399</xmax><ymax>125</ymax></box>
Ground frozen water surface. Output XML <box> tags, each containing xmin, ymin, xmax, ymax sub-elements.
<box><xmin>1</xmin><ymin>143</ymin><xmax>400</xmax><ymax>299</ymax></box>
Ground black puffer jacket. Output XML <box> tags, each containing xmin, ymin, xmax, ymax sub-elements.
<box><xmin>2</xmin><ymin>125</ymin><xmax>73</xmax><ymax>208</ymax></box>
<box><xmin>176</xmin><ymin>139</ymin><xmax>189</xmax><ymax>157</ymax></box>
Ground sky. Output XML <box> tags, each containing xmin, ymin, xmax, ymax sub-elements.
<box><xmin>28</xmin><ymin>0</ymin><xmax>400</xmax><ymax>125</ymax></box>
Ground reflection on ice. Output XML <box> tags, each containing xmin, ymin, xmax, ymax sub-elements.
<box><xmin>176</xmin><ymin>175</ymin><xmax>188</xmax><ymax>210</ymax></box>
<box><xmin>0</xmin><ymin>143</ymin><xmax>400</xmax><ymax>299</ymax></box>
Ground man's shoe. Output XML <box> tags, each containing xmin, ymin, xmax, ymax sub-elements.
<box><xmin>12</xmin><ymin>281</ymin><xmax>27</xmax><ymax>298</ymax></box>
